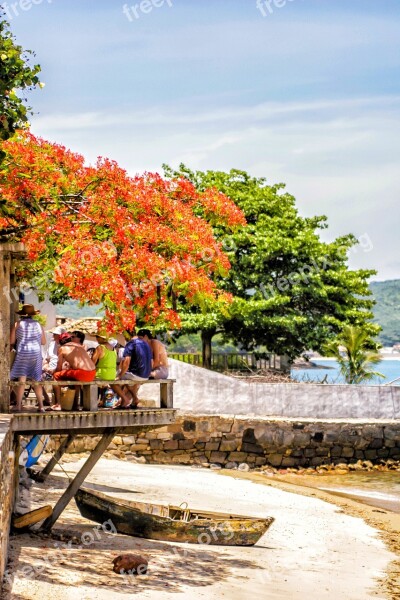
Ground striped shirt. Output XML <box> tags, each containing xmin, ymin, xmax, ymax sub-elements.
<box><xmin>10</xmin><ymin>318</ymin><xmax>43</xmax><ymax>380</ymax></box>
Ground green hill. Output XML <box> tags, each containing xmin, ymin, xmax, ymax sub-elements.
<box><xmin>55</xmin><ymin>280</ymin><xmax>400</xmax><ymax>347</ymax></box>
<box><xmin>54</xmin><ymin>299</ymin><xmax>104</xmax><ymax>319</ymax></box>
<box><xmin>370</xmin><ymin>280</ymin><xmax>400</xmax><ymax>346</ymax></box>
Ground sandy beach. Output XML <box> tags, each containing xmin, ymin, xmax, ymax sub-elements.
<box><xmin>2</xmin><ymin>455</ymin><xmax>399</xmax><ymax>600</ymax></box>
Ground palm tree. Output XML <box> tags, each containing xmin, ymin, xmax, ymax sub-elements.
<box><xmin>323</xmin><ymin>325</ymin><xmax>384</xmax><ymax>384</ymax></box>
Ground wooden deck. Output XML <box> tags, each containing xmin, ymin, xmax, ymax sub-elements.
<box><xmin>10</xmin><ymin>407</ymin><xmax>176</xmax><ymax>435</ymax></box>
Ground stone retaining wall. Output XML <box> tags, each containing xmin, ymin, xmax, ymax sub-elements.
<box><xmin>49</xmin><ymin>415</ymin><xmax>400</xmax><ymax>468</ymax></box>
<box><xmin>0</xmin><ymin>418</ymin><xmax>17</xmax><ymax>592</ymax></box>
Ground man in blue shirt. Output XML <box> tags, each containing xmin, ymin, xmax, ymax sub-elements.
<box><xmin>116</xmin><ymin>331</ymin><xmax>152</xmax><ymax>408</ymax></box>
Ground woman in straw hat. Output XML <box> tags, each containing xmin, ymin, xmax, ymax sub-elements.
<box><xmin>10</xmin><ymin>304</ymin><xmax>47</xmax><ymax>412</ymax></box>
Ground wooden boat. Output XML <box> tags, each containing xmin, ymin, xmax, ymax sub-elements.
<box><xmin>75</xmin><ymin>488</ymin><xmax>274</xmax><ymax>546</ymax></box>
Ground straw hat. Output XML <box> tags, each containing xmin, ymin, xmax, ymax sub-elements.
<box><xmin>16</xmin><ymin>304</ymin><xmax>40</xmax><ymax>316</ymax></box>
<box><xmin>95</xmin><ymin>334</ymin><xmax>109</xmax><ymax>344</ymax></box>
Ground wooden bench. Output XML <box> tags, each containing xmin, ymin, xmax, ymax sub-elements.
<box><xmin>9</xmin><ymin>379</ymin><xmax>175</xmax><ymax>412</ymax></box>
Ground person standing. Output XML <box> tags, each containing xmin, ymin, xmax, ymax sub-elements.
<box><xmin>10</xmin><ymin>304</ymin><xmax>46</xmax><ymax>413</ymax></box>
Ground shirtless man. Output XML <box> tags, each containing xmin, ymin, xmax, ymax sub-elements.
<box><xmin>53</xmin><ymin>333</ymin><xmax>96</xmax><ymax>406</ymax></box>
<box><xmin>137</xmin><ymin>329</ymin><xmax>169</xmax><ymax>379</ymax></box>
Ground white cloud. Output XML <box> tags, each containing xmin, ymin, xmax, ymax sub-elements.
<box><xmin>31</xmin><ymin>94</ymin><xmax>400</xmax><ymax>280</ymax></box>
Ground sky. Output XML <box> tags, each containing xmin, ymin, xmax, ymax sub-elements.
<box><xmin>4</xmin><ymin>0</ymin><xmax>400</xmax><ymax>281</ymax></box>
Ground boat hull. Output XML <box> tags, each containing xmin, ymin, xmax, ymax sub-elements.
<box><xmin>75</xmin><ymin>488</ymin><xmax>274</xmax><ymax>546</ymax></box>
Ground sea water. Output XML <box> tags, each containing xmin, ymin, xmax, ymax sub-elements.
<box><xmin>291</xmin><ymin>358</ymin><xmax>400</xmax><ymax>385</ymax></box>
<box><xmin>290</xmin><ymin>359</ymin><xmax>400</xmax><ymax>511</ymax></box>
<box><xmin>315</xmin><ymin>471</ymin><xmax>400</xmax><ymax>513</ymax></box>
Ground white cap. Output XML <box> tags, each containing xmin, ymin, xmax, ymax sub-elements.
<box><xmin>53</xmin><ymin>326</ymin><xmax>66</xmax><ymax>335</ymax></box>
<box><xmin>109</xmin><ymin>338</ymin><xmax>118</xmax><ymax>348</ymax></box>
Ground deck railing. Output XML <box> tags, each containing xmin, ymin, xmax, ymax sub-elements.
<box><xmin>168</xmin><ymin>352</ymin><xmax>286</xmax><ymax>372</ymax></box>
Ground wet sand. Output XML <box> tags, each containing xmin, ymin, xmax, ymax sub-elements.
<box><xmin>221</xmin><ymin>470</ymin><xmax>400</xmax><ymax>599</ymax></box>
<box><xmin>2</xmin><ymin>456</ymin><xmax>398</xmax><ymax>600</ymax></box>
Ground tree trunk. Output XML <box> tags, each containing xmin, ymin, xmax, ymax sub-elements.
<box><xmin>201</xmin><ymin>329</ymin><xmax>216</xmax><ymax>369</ymax></box>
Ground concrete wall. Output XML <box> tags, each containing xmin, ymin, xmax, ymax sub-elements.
<box><xmin>50</xmin><ymin>415</ymin><xmax>400</xmax><ymax>469</ymax></box>
<box><xmin>0</xmin><ymin>416</ymin><xmax>17</xmax><ymax>592</ymax></box>
<box><xmin>23</xmin><ymin>291</ymin><xmax>56</xmax><ymax>331</ymax></box>
<box><xmin>139</xmin><ymin>360</ymin><xmax>400</xmax><ymax>419</ymax></box>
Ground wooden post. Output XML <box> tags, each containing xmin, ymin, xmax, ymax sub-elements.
<box><xmin>0</xmin><ymin>243</ymin><xmax>25</xmax><ymax>413</ymax></box>
<box><xmin>0</xmin><ymin>248</ymin><xmax>12</xmax><ymax>413</ymax></box>
<box><xmin>160</xmin><ymin>381</ymin><xmax>173</xmax><ymax>408</ymax></box>
<box><xmin>82</xmin><ymin>384</ymin><xmax>98</xmax><ymax>411</ymax></box>
<box><xmin>13</xmin><ymin>435</ymin><xmax>21</xmax><ymax>507</ymax></box>
<box><xmin>41</xmin><ymin>429</ymin><xmax>117</xmax><ymax>530</ymax></box>
<box><xmin>35</xmin><ymin>434</ymin><xmax>77</xmax><ymax>482</ymax></box>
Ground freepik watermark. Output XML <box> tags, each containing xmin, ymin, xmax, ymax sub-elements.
<box><xmin>122</xmin><ymin>0</ymin><xmax>172</xmax><ymax>22</ymax></box>
<box><xmin>1</xmin><ymin>0</ymin><xmax>53</xmax><ymax>20</ymax></box>
<box><xmin>256</xmin><ymin>0</ymin><xmax>295</xmax><ymax>17</ymax></box>
<box><xmin>3</xmin><ymin>519</ymin><xmax>117</xmax><ymax>587</ymax></box>
<box><xmin>259</xmin><ymin>232</ymin><xmax>374</xmax><ymax>298</ymax></box>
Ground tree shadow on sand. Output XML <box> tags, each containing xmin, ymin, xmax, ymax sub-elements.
<box><xmin>3</xmin><ymin>470</ymin><xmax>272</xmax><ymax>597</ymax></box>
<box><xmin>4</xmin><ymin>526</ymin><xmax>268</xmax><ymax>596</ymax></box>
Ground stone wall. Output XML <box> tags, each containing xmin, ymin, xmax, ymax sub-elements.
<box><xmin>0</xmin><ymin>417</ymin><xmax>17</xmax><ymax>592</ymax></box>
<box><xmin>50</xmin><ymin>415</ymin><xmax>400</xmax><ymax>469</ymax></box>
<box><xmin>138</xmin><ymin>359</ymin><xmax>400</xmax><ymax>419</ymax></box>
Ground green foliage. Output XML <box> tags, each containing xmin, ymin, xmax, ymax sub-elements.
<box><xmin>323</xmin><ymin>325</ymin><xmax>384</xmax><ymax>384</ymax></box>
<box><xmin>33</xmin><ymin>313</ymin><xmax>46</xmax><ymax>327</ymax></box>
<box><xmin>370</xmin><ymin>280</ymin><xmax>400</xmax><ymax>346</ymax></box>
<box><xmin>0</xmin><ymin>17</ymin><xmax>41</xmax><ymax>146</ymax></box>
<box><xmin>166</xmin><ymin>332</ymin><xmax>236</xmax><ymax>353</ymax></box>
<box><xmin>164</xmin><ymin>165</ymin><xmax>378</xmax><ymax>360</ymax></box>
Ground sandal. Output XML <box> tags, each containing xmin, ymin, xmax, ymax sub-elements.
<box><xmin>37</xmin><ymin>408</ymin><xmax>46</xmax><ymax>413</ymax></box>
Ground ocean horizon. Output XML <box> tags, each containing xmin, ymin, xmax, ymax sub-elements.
<box><xmin>291</xmin><ymin>358</ymin><xmax>400</xmax><ymax>385</ymax></box>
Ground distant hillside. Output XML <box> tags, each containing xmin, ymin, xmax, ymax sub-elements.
<box><xmin>370</xmin><ymin>280</ymin><xmax>400</xmax><ymax>346</ymax></box>
<box><xmin>55</xmin><ymin>299</ymin><xmax>104</xmax><ymax>320</ymax></box>
<box><xmin>55</xmin><ymin>281</ymin><xmax>400</xmax><ymax>347</ymax></box>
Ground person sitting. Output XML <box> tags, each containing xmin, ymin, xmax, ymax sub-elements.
<box><xmin>42</xmin><ymin>325</ymin><xmax>66</xmax><ymax>406</ymax></box>
<box><xmin>68</xmin><ymin>330</ymin><xmax>87</xmax><ymax>410</ymax></box>
<box><xmin>115</xmin><ymin>329</ymin><xmax>152</xmax><ymax>408</ymax></box>
<box><xmin>53</xmin><ymin>333</ymin><xmax>96</xmax><ymax>408</ymax></box>
<box><xmin>92</xmin><ymin>334</ymin><xmax>129</xmax><ymax>407</ymax></box>
<box><xmin>137</xmin><ymin>329</ymin><xmax>169</xmax><ymax>379</ymax></box>
<box><xmin>42</xmin><ymin>326</ymin><xmax>66</xmax><ymax>376</ymax></box>
<box><xmin>70</xmin><ymin>330</ymin><xmax>85</xmax><ymax>346</ymax></box>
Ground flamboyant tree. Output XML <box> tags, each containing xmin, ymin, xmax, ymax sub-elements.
<box><xmin>0</xmin><ymin>133</ymin><xmax>245</xmax><ymax>332</ymax></box>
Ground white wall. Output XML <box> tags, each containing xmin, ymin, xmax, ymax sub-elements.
<box><xmin>22</xmin><ymin>291</ymin><xmax>57</xmax><ymax>330</ymax></box>
<box><xmin>139</xmin><ymin>359</ymin><xmax>400</xmax><ymax>420</ymax></box>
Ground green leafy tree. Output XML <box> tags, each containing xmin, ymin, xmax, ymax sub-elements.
<box><xmin>323</xmin><ymin>325</ymin><xmax>384</xmax><ymax>384</ymax></box>
<box><xmin>0</xmin><ymin>16</ymin><xmax>41</xmax><ymax>148</ymax></box>
<box><xmin>164</xmin><ymin>165</ymin><xmax>379</xmax><ymax>364</ymax></box>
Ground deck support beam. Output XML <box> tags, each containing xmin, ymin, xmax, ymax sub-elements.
<box><xmin>35</xmin><ymin>434</ymin><xmax>77</xmax><ymax>482</ymax></box>
<box><xmin>41</xmin><ymin>428</ymin><xmax>117</xmax><ymax>531</ymax></box>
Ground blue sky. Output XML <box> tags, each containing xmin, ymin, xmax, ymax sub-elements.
<box><xmin>5</xmin><ymin>0</ymin><xmax>400</xmax><ymax>280</ymax></box>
